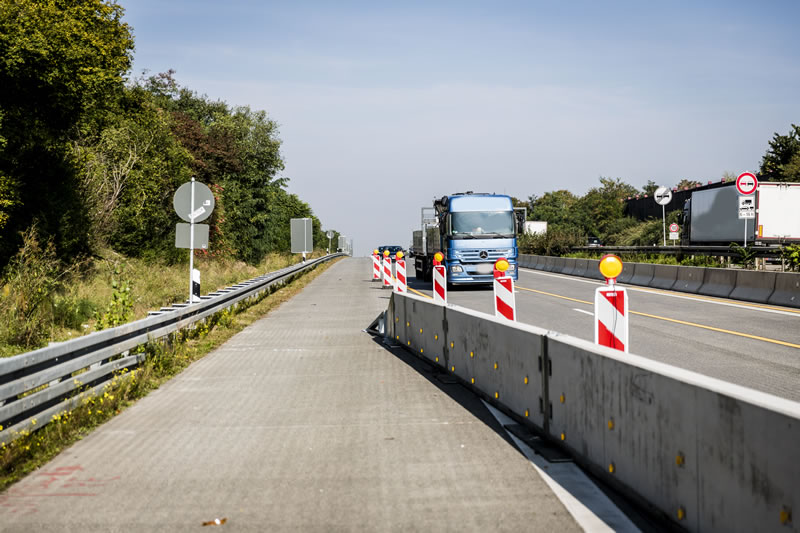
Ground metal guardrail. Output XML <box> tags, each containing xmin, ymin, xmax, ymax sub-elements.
<box><xmin>572</xmin><ymin>245</ymin><xmax>785</xmax><ymax>257</ymax></box>
<box><xmin>0</xmin><ymin>254</ymin><xmax>344</xmax><ymax>444</ymax></box>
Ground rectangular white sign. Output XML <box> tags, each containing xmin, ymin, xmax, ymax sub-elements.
<box><xmin>738</xmin><ymin>196</ymin><xmax>755</xmax><ymax>219</ymax></box>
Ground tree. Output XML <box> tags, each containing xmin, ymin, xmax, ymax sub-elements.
<box><xmin>641</xmin><ymin>180</ymin><xmax>659</xmax><ymax>196</ymax></box>
<box><xmin>759</xmin><ymin>124</ymin><xmax>800</xmax><ymax>182</ymax></box>
<box><xmin>574</xmin><ymin>177</ymin><xmax>638</xmax><ymax>239</ymax></box>
<box><xmin>0</xmin><ymin>0</ymin><xmax>134</xmax><ymax>264</ymax></box>
<box><xmin>675</xmin><ymin>178</ymin><xmax>701</xmax><ymax>190</ymax></box>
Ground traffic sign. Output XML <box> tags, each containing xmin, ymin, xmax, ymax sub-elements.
<box><xmin>736</xmin><ymin>172</ymin><xmax>758</xmax><ymax>195</ymax></box>
<box><xmin>738</xmin><ymin>196</ymin><xmax>755</xmax><ymax>219</ymax></box>
<box><xmin>669</xmin><ymin>223</ymin><xmax>679</xmax><ymax>232</ymax></box>
<box><xmin>173</xmin><ymin>181</ymin><xmax>215</xmax><ymax>222</ymax></box>
<box><xmin>654</xmin><ymin>187</ymin><xmax>672</xmax><ymax>206</ymax></box>
<box><xmin>175</xmin><ymin>223</ymin><xmax>209</xmax><ymax>249</ymax></box>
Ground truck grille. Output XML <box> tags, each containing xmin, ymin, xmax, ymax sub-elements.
<box><xmin>457</xmin><ymin>249</ymin><xmax>510</xmax><ymax>262</ymax></box>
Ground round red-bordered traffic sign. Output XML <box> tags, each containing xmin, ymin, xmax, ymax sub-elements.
<box><xmin>669</xmin><ymin>223</ymin><xmax>679</xmax><ymax>232</ymax></box>
<box><xmin>736</xmin><ymin>172</ymin><xmax>758</xmax><ymax>195</ymax></box>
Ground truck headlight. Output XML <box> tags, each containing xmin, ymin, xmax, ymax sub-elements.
<box><xmin>507</xmin><ymin>264</ymin><xmax>516</xmax><ymax>271</ymax></box>
<box><xmin>451</xmin><ymin>265</ymin><xmax>464</xmax><ymax>273</ymax></box>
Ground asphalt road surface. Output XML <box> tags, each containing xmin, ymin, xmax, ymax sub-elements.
<box><xmin>407</xmin><ymin>266</ymin><xmax>800</xmax><ymax>402</ymax></box>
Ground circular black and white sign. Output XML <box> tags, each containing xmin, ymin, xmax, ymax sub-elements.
<box><xmin>654</xmin><ymin>187</ymin><xmax>673</xmax><ymax>206</ymax></box>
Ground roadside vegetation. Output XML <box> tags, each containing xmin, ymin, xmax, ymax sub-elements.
<box><xmin>0</xmin><ymin>256</ymin><xmax>340</xmax><ymax>491</ymax></box>
<box><xmin>0</xmin><ymin>1</ymin><xmax>340</xmax><ymax>355</ymax></box>
<box><xmin>516</xmin><ymin>122</ymin><xmax>799</xmax><ymax>266</ymax></box>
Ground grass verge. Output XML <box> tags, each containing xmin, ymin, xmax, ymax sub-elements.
<box><xmin>0</xmin><ymin>256</ymin><xmax>342</xmax><ymax>492</ymax></box>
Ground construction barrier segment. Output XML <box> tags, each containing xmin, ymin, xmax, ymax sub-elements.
<box><xmin>378</xmin><ymin>291</ymin><xmax>800</xmax><ymax>533</ymax></box>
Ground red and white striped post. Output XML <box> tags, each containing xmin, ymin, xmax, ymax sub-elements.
<box><xmin>493</xmin><ymin>258</ymin><xmax>515</xmax><ymax>320</ymax></box>
<box><xmin>394</xmin><ymin>252</ymin><xmax>407</xmax><ymax>293</ymax></box>
<box><xmin>382</xmin><ymin>251</ymin><xmax>393</xmax><ymax>288</ymax></box>
<box><xmin>594</xmin><ymin>255</ymin><xmax>628</xmax><ymax>352</ymax></box>
<box><xmin>432</xmin><ymin>252</ymin><xmax>447</xmax><ymax>304</ymax></box>
<box><xmin>372</xmin><ymin>249</ymin><xmax>380</xmax><ymax>281</ymax></box>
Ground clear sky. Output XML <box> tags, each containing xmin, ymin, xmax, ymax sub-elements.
<box><xmin>122</xmin><ymin>1</ymin><xmax>800</xmax><ymax>256</ymax></box>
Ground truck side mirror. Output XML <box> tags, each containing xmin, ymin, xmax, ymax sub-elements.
<box><xmin>514</xmin><ymin>210</ymin><xmax>525</xmax><ymax>234</ymax></box>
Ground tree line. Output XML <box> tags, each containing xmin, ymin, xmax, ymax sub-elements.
<box><xmin>0</xmin><ymin>0</ymin><xmax>336</xmax><ymax>271</ymax></box>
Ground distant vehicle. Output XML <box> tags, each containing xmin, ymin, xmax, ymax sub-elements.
<box><xmin>587</xmin><ymin>237</ymin><xmax>603</xmax><ymax>247</ymax></box>
<box><xmin>376</xmin><ymin>245</ymin><xmax>404</xmax><ymax>258</ymax></box>
<box><xmin>410</xmin><ymin>192</ymin><xmax>521</xmax><ymax>285</ymax></box>
<box><xmin>681</xmin><ymin>181</ymin><xmax>800</xmax><ymax>245</ymax></box>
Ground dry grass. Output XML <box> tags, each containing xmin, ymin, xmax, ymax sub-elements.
<box><xmin>1</xmin><ymin>249</ymin><xmax>324</xmax><ymax>357</ymax></box>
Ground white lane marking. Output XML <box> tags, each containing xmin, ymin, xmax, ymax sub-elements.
<box><xmin>482</xmin><ymin>401</ymin><xmax>640</xmax><ymax>533</ymax></box>
<box><xmin>573</xmin><ymin>308</ymin><xmax>594</xmax><ymax>316</ymax></box>
<box><xmin>520</xmin><ymin>268</ymin><xmax>800</xmax><ymax>318</ymax></box>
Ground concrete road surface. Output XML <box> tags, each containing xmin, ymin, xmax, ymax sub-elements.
<box><xmin>0</xmin><ymin>258</ymin><xmax>584</xmax><ymax>532</ymax></box>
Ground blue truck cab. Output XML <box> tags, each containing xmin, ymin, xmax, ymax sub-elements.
<box><xmin>434</xmin><ymin>193</ymin><xmax>519</xmax><ymax>284</ymax></box>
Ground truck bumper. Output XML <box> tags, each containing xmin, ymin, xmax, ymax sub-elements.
<box><xmin>447</xmin><ymin>262</ymin><xmax>519</xmax><ymax>284</ymax></box>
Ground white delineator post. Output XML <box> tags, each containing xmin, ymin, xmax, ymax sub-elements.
<box><xmin>372</xmin><ymin>254</ymin><xmax>380</xmax><ymax>280</ymax></box>
<box><xmin>433</xmin><ymin>265</ymin><xmax>447</xmax><ymax>304</ymax></box>
<box><xmin>188</xmin><ymin>177</ymin><xmax>196</xmax><ymax>303</ymax></box>
<box><xmin>394</xmin><ymin>259</ymin><xmax>407</xmax><ymax>293</ymax></box>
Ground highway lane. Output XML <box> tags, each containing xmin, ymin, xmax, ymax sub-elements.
<box><xmin>406</xmin><ymin>267</ymin><xmax>800</xmax><ymax>402</ymax></box>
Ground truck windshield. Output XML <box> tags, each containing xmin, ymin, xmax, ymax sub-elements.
<box><xmin>451</xmin><ymin>211</ymin><xmax>514</xmax><ymax>238</ymax></box>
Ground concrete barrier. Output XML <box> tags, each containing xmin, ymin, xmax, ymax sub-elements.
<box><xmin>560</xmin><ymin>257</ymin><xmax>578</xmax><ymax>276</ymax></box>
<box><xmin>649</xmin><ymin>264</ymin><xmax>679</xmax><ymax>290</ymax></box>
<box><xmin>572</xmin><ymin>259</ymin><xmax>589</xmax><ymax>278</ymax></box>
<box><xmin>584</xmin><ymin>259</ymin><xmax>604</xmax><ymax>280</ymax></box>
<box><xmin>728</xmin><ymin>270</ymin><xmax>777</xmax><ymax>304</ymax></box>
<box><xmin>551</xmin><ymin>257</ymin><xmax>567</xmax><ymax>273</ymax></box>
<box><xmin>390</xmin><ymin>292</ymin><xmax>800</xmax><ymax>533</ymax></box>
<box><xmin>542</xmin><ymin>256</ymin><xmax>557</xmax><ymax>272</ymax></box>
<box><xmin>629</xmin><ymin>263</ymin><xmax>655</xmax><ymax>287</ymax></box>
<box><xmin>697</xmin><ymin>268</ymin><xmax>737</xmax><ymax>298</ymax></box>
<box><xmin>615</xmin><ymin>261</ymin><xmax>636</xmax><ymax>284</ymax></box>
<box><xmin>672</xmin><ymin>266</ymin><xmax>705</xmax><ymax>293</ymax></box>
<box><xmin>767</xmin><ymin>272</ymin><xmax>800</xmax><ymax>309</ymax></box>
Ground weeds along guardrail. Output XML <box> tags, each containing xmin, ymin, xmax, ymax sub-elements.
<box><xmin>0</xmin><ymin>254</ymin><xmax>344</xmax><ymax>444</ymax></box>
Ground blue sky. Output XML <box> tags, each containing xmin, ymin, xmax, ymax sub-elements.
<box><xmin>122</xmin><ymin>1</ymin><xmax>800</xmax><ymax>255</ymax></box>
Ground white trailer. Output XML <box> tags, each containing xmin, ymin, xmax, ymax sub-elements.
<box><xmin>756</xmin><ymin>182</ymin><xmax>800</xmax><ymax>242</ymax></box>
<box><xmin>524</xmin><ymin>221</ymin><xmax>548</xmax><ymax>235</ymax></box>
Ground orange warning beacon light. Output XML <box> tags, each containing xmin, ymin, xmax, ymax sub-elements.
<box><xmin>433</xmin><ymin>251</ymin><xmax>444</xmax><ymax>265</ymax></box>
<box><xmin>599</xmin><ymin>254</ymin><xmax>623</xmax><ymax>284</ymax></box>
<box><xmin>494</xmin><ymin>258</ymin><xmax>510</xmax><ymax>278</ymax></box>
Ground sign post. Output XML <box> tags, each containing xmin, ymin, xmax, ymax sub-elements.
<box><xmin>173</xmin><ymin>177</ymin><xmax>214</xmax><ymax>304</ymax></box>
<box><xmin>736</xmin><ymin>172</ymin><xmax>758</xmax><ymax>246</ymax></box>
<box><xmin>654</xmin><ymin>186</ymin><xmax>673</xmax><ymax>246</ymax></box>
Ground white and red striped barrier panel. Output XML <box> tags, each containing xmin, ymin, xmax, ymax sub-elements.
<box><xmin>382</xmin><ymin>256</ymin><xmax>393</xmax><ymax>288</ymax></box>
<box><xmin>594</xmin><ymin>285</ymin><xmax>628</xmax><ymax>352</ymax></box>
<box><xmin>494</xmin><ymin>276</ymin><xmax>515</xmax><ymax>321</ymax></box>
<box><xmin>433</xmin><ymin>265</ymin><xmax>447</xmax><ymax>304</ymax></box>
<box><xmin>372</xmin><ymin>254</ymin><xmax>380</xmax><ymax>280</ymax></box>
<box><xmin>394</xmin><ymin>259</ymin><xmax>407</xmax><ymax>293</ymax></box>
